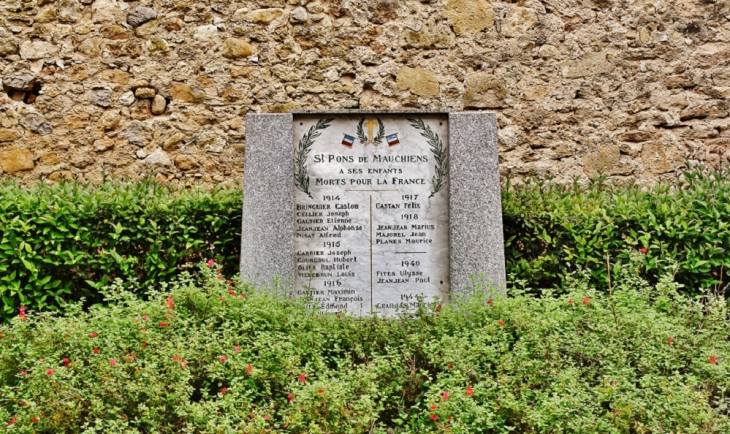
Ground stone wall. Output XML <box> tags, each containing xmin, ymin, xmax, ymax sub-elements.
<box><xmin>1</xmin><ymin>0</ymin><xmax>729</xmax><ymax>185</ymax></box>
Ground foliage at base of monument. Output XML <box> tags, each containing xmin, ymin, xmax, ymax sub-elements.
<box><xmin>1</xmin><ymin>262</ymin><xmax>728</xmax><ymax>433</ymax></box>
<box><xmin>0</xmin><ymin>179</ymin><xmax>241</xmax><ymax>321</ymax></box>
<box><xmin>503</xmin><ymin>166</ymin><xmax>730</xmax><ymax>295</ymax></box>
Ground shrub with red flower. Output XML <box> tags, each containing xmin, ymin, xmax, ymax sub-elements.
<box><xmin>640</xmin><ymin>247</ymin><xmax>648</xmax><ymax>254</ymax></box>
<box><xmin>582</xmin><ymin>297</ymin><xmax>590</xmax><ymax>305</ymax></box>
<box><xmin>710</xmin><ymin>356</ymin><xmax>717</xmax><ymax>365</ymax></box>
<box><xmin>165</xmin><ymin>297</ymin><xmax>174</xmax><ymax>308</ymax></box>
<box><xmin>159</xmin><ymin>322</ymin><xmax>167</xmax><ymax>328</ymax></box>
<box><xmin>299</xmin><ymin>373</ymin><xmax>306</xmax><ymax>383</ymax></box>
<box><xmin>219</xmin><ymin>355</ymin><xmax>227</xmax><ymax>363</ymax></box>
<box><xmin>93</xmin><ymin>348</ymin><xmax>99</xmax><ymax>354</ymax></box>
<box><xmin>109</xmin><ymin>359</ymin><xmax>116</xmax><ymax>366</ymax></box>
<box><xmin>430</xmin><ymin>414</ymin><xmax>438</xmax><ymax>421</ymax></box>
<box><xmin>668</xmin><ymin>337</ymin><xmax>673</xmax><ymax>345</ymax></box>
<box><xmin>63</xmin><ymin>357</ymin><xmax>70</xmax><ymax>367</ymax></box>
<box><xmin>46</xmin><ymin>369</ymin><xmax>54</xmax><ymax>376</ymax></box>
<box><xmin>89</xmin><ymin>332</ymin><xmax>97</xmax><ymax>338</ymax></box>
<box><xmin>207</xmin><ymin>259</ymin><xmax>215</xmax><ymax>267</ymax></box>
<box><xmin>442</xmin><ymin>391</ymin><xmax>449</xmax><ymax>401</ymax></box>
<box><xmin>467</xmin><ymin>386</ymin><xmax>474</xmax><ymax>397</ymax></box>
<box><xmin>7</xmin><ymin>417</ymin><xmax>16</xmax><ymax>426</ymax></box>
<box><xmin>221</xmin><ymin>387</ymin><xmax>227</xmax><ymax>395</ymax></box>
<box><xmin>288</xmin><ymin>393</ymin><xmax>293</xmax><ymax>402</ymax></box>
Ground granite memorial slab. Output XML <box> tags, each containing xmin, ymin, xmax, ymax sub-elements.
<box><xmin>241</xmin><ymin>111</ymin><xmax>505</xmax><ymax>316</ymax></box>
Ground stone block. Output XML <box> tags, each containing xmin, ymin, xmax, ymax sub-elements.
<box><xmin>170</xmin><ymin>82</ymin><xmax>205</xmax><ymax>103</ymax></box>
<box><xmin>222</xmin><ymin>38</ymin><xmax>254</xmax><ymax>59</ymax></box>
<box><xmin>127</xmin><ymin>6</ymin><xmax>157</xmax><ymax>27</ymax></box>
<box><xmin>445</xmin><ymin>0</ymin><xmax>494</xmax><ymax>36</ymax></box>
<box><xmin>563</xmin><ymin>52</ymin><xmax>613</xmax><ymax>79</ymax></box>
<box><xmin>151</xmin><ymin>94</ymin><xmax>167</xmax><ymax>114</ymax></box>
<box><xmin>463</xmin><ymin>74</ymin><xmax>508</xmax><ymax>108</ymax></box>
<box><xmin>396</xmin><ymin>67</ymin><xmax>439</xmax><ymax>96</ymax></box>
<box><xmin>0</xmin><ymin>129</ymin><xmax>21</xmax><ymax>142</ymax></box>
<box><xmin>0</xmin><ymin>146</ymin><xmax>34</xmax><ymax>173</ymax></box>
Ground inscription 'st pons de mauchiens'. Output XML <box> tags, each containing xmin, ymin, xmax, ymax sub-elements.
<box><xmin>293</xmin><ymin>114</ymin><xmax>450</xmax><ymax>316</ymax></box>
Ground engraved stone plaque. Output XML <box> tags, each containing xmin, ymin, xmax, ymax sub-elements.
<box><xmin>293</xmin><ymin>114</ymin><xmax>450</xmax><ymax>316</ymax></box>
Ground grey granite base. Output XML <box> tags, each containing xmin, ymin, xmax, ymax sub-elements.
<box><xmin>448</xmin><ymin>112</ymin><xmax>506</xmax><ymax>294</ymax></box>
<box><xmin>240</xmin><ymin>113</ymin><xmax>294</xmax><ymax>287</ymax></box>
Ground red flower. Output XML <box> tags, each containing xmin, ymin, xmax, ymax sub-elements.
<box><xmin>487</xmin><ymin>299</ymin><xmax>493</xmax><ymax>305</ymax></box>
<box><xmin>20</xmin><ymin>370</ymin><xmax>25</xmax><ymax>376</ymax></box>
<box><xmin>173</xmin><ymin>355</ymin><xmax>179</xmax><ymax>361</ymax></box>
<box><xmin>219</xmin><ymin>355</ymin><xmax>227</xmax><ymax>363</ymax></box>
<box><xmin>141</xmin><ymin>342</ymin><xmax>147</xmax><ymax>348</ymax></box>
<box><xmin>466</xmin><ymin>386</ymin><xmax>474</xmax><ymax>397</ymax></box>
<box><xmin>299</xmin><ymin>373</ymin><xmax>306</xmax><ymax>383</ymax></box>
<box><xmin>337</xmin><ymin>313</ymin><xmax>342</xmax><ymax>318</ymax></box>
<box><xmin>247</xmin><ymin>365</ymin><xmax>253</xmax><ymax>375</ymax></box>
<box><xmin>288</xmin><ymin>393</ymin><xmax>294</xmax><ymax>402</ymax></box>
<box><xmin>250</xmin><ymin>413</ymin><xmax>255</xmax><ymax>419</ymax></box>
<box><xmin>207</xmin><ymin>259</ymin><xmax>215</xmax><ymax>267</ymax></box>
<box><xmin>7</xmin><ymin>417</ymin><xmax>16</xmax><ymax>426</ymax></box>
<box><xmin>221</xmin><ymin>387</ymin><xmax>227</xmax><ymax>395</ymax></box>
<box><xmin>89</xmin><ymin>332</ymin><xmax>98</xmax><ymax>338</ymax></box>
<box><xmin>159</xmin><ymin>322</ymin><xmax>167</xmax><ymax>328</ymax></box>
<box><xmin>640</xmin><ymin>247</ymin><xmax>648</xmax><ymax>254</ymax></box>
<box><xmin>241</xmin><ymin>293</ymin><xmax>246</xmax><ymax>299</ymax></box>
<box><xmin>18</xmin><ymin>306</ymin><xmax>27</xmax><ymax>320</ymax></box>
<box><xmin>264</xmin><ymin>414</ymin><xmax>270</xmax><ymax>420</ymax></box>
<box><xmin>143</xmin><ymin>315</ymin><xmax>148</xmax><ymax>321</ymax></box>
<box><xmin>63</xmin><ymin>357</ymin><xmax>70</xmax><ymax>367</ymax></box>
<box><xmin>497</xmin><ymin>320</ymin><xmax>504</xmax><ymax>326</ymax></box>
<box><xmin>710</xmin><ymin>356</ymin><xmax>717</xmax><ymax>365</ymax></box>
<box><xmin>447</xmin><ymin>364</ymin><xmax>452</xmax><ymax>369</ymax></box>
<box><xmin>317</xmin><ymin>389</ymin><xmax>324</xmax><ymax>393</ymax></box>
<box><xmin>667</xmin><ymin>337</ymin><xmax>673</xmax><ymax>345</ymax></box>
<box><xmin>568</xmin><ymin>299</ymin><xmax>574</xmax><ymax>304</ymax></box>
<box><xmin>442</xmin><ymin>391</ymin><xmax>449</xmax><ymax>401</ymax></box>
<box><xmin>165</xmin><ymin>297</ymin><xmax>174</xmax><ymax>308</ymax></box>
<box><xmin>235</xmin><ymin>345</ymin><xmax>240</xmax><ymax>354</ymax></box>
<box><xmin>109</xmin><ymin>359</ymin><xmax>117</xmax><ymax>366</ymax></box>
<box><xmin>582</xmin><ymin>297</ymin><xmax>590</xmax><ymax>305</ymax></box>
<box><xmin>430</xmin><ymin>404</ymin><xmax>437</xmax><ymax>410</ymax></box>
<box><xmin>46</xmin><ymin>369</ymin><xmax>54</xmax><ymax>376</ymax></box>
<box><xmin>430</xmin><ymin>414</ymin><xmax>438</xmax><ymax>421</ymax></box>
<box><xmin>31</xmin><ymin>417</ymin><xmax>39</xmax><ymax>423</ymax></box>
<box><xmin>93</xmin><ymin>348</ymin><xmax>99</xmax><ymax>354</ymax></box>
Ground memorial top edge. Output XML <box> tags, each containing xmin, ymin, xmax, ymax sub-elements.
<box><xmin>290</xmin><ymin>109</ymin><xmax>453</xmax><ymax>115</ymax></box>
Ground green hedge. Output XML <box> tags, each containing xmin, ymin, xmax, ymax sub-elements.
<box><xmin>504</xmin><ymin>167</ymin><xmax>730</xmax><ymax>294</ymax></box>
<box><xmin>2</xmin><ymin>167</ymin><xmax>729</xmax><ymax>321</ymax></box>
<box><xmin>0</xmin><ymin>179</ymin><xmax>241</xmax><ymax>320</ymax></box>
<box><xmin>1</xmin><ymin>264</ymin><xmax>728</xmax><ymax>432</ymax></box>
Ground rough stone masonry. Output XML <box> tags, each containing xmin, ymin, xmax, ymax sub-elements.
<box><xmin>1</xmin><ymin>0</ymin><xmax>730</xmax><ymax>185</ymax></box>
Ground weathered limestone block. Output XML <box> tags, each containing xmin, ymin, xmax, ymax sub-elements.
<box><xmin>402</xmin><ymin>23</ymin><xmax>455</xmax><ymax>49</ymax></box>
<box><xmin>0</xmin><ymin>34</ymin><xmax>19</xmax><ymax>57</ymax></box>
<box><xmin>39</xmin><ymin>152</ymin><xmax>61</xmax><ymax>165</ymax></box>
<box><xmin>143</xmin><ymin>148</ymin><xmax>171</xmax><ymax>166</ymax></box>
<box><xmin>36</xmin><ymin>8</ymin><xmax>58</xmax><ymax>23</ymax></box>
<box><xmin>19</xmin><ymin>113</ymin><xmax>52</xmax><ymax>135</ymax></box>
<box><xmin>290</xmin><ymin>7</ymin><xmax>307</xmax><ymax>23</ymax></box>
<box><xmin>582</xmin><ymin>146</ymin><xmax>623</xmax><ymax>177</ymax></box>
<box><xmin>19</xmin><ymin>41</ymin><xmax>59</xmax><ymax>60</ymax></box>
<box><xmin>174</xmin><ymin>155</ymin><xmax>197</xmax><ymax>170</ymax></box>
<box><xmin>93</xmin><ymin>138</ymin><xmax>115</xmax><ymax>152</ymax></box>
<box><xmin>151</xmin><ymin>95</ymin><xmax>166</xmax><ymax>114</ymax></box>
<box><xmin>119</xmin><ymin>91</ymin><xmax>136</xmax><ymax>106</ymax></box>
<box><xmin>396</xmin><ymin>67</ymin><xmax>439</xmax><ymax>96</ymax></box>
<box><xmin>502</xmin><ymin>7</ymin><xmax>539</xmax><ymax>38</ymax></box>
<box><xmin>102</xmin><ymin>70</ymin><xmax>131</xmax><ymax>85</ymax></box>
<box><xmin>147</xmin><ymin>37</ymin><xmax>170</xmax><ymax>53</ymax></box>
<box><xmin>642</xmin><ymin>142</ymin><xmax>683</xmax><ymax>175</ymax></box>
<box><xmin>243</xmin><ymin>8</ymin><xmax>284</xmax><ymax>24</ymax></box>
<box><xmin>2</xmin><ymin>73</ymin><xmax>36</xmax><ymax>91</ymax></box>
<box><xmin>135</xmin><ymin>87</ymin><xmax>156</xmax><ymax>98</ymax></box>
<box><xmin>163</xmin><ymin>132</ymin><xmax>185</xmax><ymax>151</ymax></box>
<box><xmin>194</xmin><ymin>25</ymin><xmax>218</xmax><ymax>42</ymax></box>
<box><xmin>99</xmin><ymin>111</ymin><xmax>121</xmax><ymax>130</ymax></box>
<box><xmin>563</xmin><ymin>52</ymin><xmax>613</xmax><ymax>79</ymax></box>
<box><xmin>445</xmin><ymin>0</ymin><xmax>494</xmax><ymax>35</ymax></box>
<box><xmin>616</xmin><ymin>131</ymin><xmax>654</xmax><ymax>142</ymax></box>
<box><xmin>463</xmin><ymin>74</ymin><xmax>508</xmax><ymax>108</ymax></box>
<box><xmin>0</xmin><ymin>129</ymin><xmax>21</xmax><ymax>142</ymax></box>
<box><xmin>0</xmin><ymin>146</ymin><xmax>34</xmax><ymax>173</ymax></box>
<box><xmin>222</xmin><ymin>38</ymin><xmax>254</xmax><ymax>59</ymax></box>
<box><xmin>92</xmin><ymin>0</ymin><xmax>121</xmax><ymax>23</ymax></box>
<box><xmin>77</xmin><ymin>37</ymin><xmax>102</xmax><ymax>56</ymax></box>
<box><xmin>91</xmin><ymin>87</ymin><xmax>112</xmax><ymax>107</ymax></box>
<box><xmin>127</xmin><ymin>6</ymin><xmax>157</xmax><ymax>27</ymax></box>
<box><xmin>170</xmin><ymin>82</ymin><xmax>206</xmax><ymax>103</ymax></box>
<box><xmin>100</xmin><ymin>25</ymin><xmax>131</xmax><ymax>40</ymax></box>
<box><xmin>57</xmin><ymin>0</ymin><xmax>82</xmax><ymax>23</ymax></box>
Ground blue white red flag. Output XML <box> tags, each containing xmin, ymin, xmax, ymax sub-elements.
<box><xmin>386</xmin><ymin>133</ymin><xmax>400</xmax><ymax>146</ymax></box>
<box><xmin>341</xmin><ymin>134</ymin><xmax>355</xmax><ymax>148</ymax></box>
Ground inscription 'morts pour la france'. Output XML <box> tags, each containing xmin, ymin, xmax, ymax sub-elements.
<box><xmin>293</xmin><ymin>114</ymin><xmax>450</xmax><ymax>316</ymax></box>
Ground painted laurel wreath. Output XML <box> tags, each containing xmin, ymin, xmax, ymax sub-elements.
<box><xmin>407</xmin><ymin>118</ymin><xmax>448</xmax><ymax>198</ymax></box>
<box><xmin>294</xmin><ymin>118</ymin><xmax>333</xmax><ymax>199</ymax></box>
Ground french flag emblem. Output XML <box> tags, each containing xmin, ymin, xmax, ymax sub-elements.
<box><xmin>341</xmin><ymin>134</ymin><xmax>355</xmax><ymax>148</ymax></box>
<box><xmin>386</xmin><ymin>133</ymin><xmax>400</xmax><ymax>146</ymax></box>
